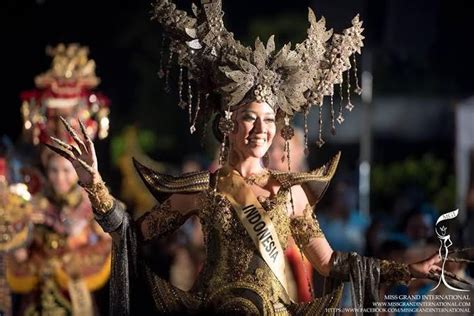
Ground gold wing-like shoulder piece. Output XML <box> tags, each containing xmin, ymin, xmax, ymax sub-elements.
<box><xmin>271</xmin><ymin>151</ymin><xmax>341</xmax><ymax>205</ymax></box>
<box><xmin>132</xmin><ymin>158</ymin><xmax>210</xmax><ymax>203</ymax></box>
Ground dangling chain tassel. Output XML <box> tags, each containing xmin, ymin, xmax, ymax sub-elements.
<box><xmin>330</xmin><ymin>94</ymin><xmax>336</xmax><ymax>135</ymax></box>
<box><xmin>337</xmin><ymin>83</ymin><xmax>345</xmax><ymax>124</ymax></box>
<box><xmin>190</xmin><ymin>92</ymin><xmax>200</xmax><ymax>134</ymax></box>
<box><xmin>353</xmin><ymin>55</ymin><xmax>362</xmax><ymax>95</ymax></box>
<box><xmin>286</xmin><ymin>140</ymin><xmax>297</xmax><ymax>216</ymax></box>
<box><xmin>218</xmin><ymin>137</ymin><xmax>227</xmax><ymax>166</ymax></box>
<box><xmin>178</xmin><ymin>67</ymin><xmax>186</xmax><ymax>109</ymax></box>
<box><xmin>158</xmin><ymin>37</ymin><xmax>166</xmax><ymax>79</ymax></box>
<box><xmin>281</xmin><ymin>116</ymin><xmax>296</xmax><ymax>215</ymax></box>
<box><xmin>213</xmin><ymin>108</ymin><xmax>231</xmax><ymax>199</ymax></box>
<box><xmin>316</xmin><ymin>104</ymin><xmax>324</xmax><ymax>148</ymax></box>
<box><xmin>164</xmin><ymin>51</ymin><xmax>173</xmax><ymax>93</ymax></box>
<box><xmin>188</xmin><ymin>78</ymin><xmax>193</xmax><ymax>124</ymax></box>
<box><xmin>345</xmin><ymin>69</ymin><xmax>354</xmax><ymax>111</ymax></box>
<box><xmin>303</xmin><ymin>107</ymin><xmax>309</xmax><ymax>156</ymax></box>
<box><xmin>200</xmin><ymin>94</ymin><xmax>210</xmax><ymax>148</ymax></box>
<box><xmin>217</xmin><ymin>109</ymin><xmax>234</xmax><ymax>167</ymax></box>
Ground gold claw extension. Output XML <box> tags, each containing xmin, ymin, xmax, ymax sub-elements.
<box><xmin>429</xmin><ymin>270</ymin><xmax>472</xmax><ymax>286</ymax></box>
<box><xmin>59</xmin><ymin>116</ymin><xmax>87</xmax><ymax>152</ymax></box>
<box><xmin>450</xmin><ymin>247</ymin><xmax>474</xmax><ymax>255</ymax></box>
<box><xmin>50</xmin><ymin>136</ymin><xmax>81</xmax><ymax>156</ymax></box>
<box><xmin>44</xmin><ymin>143</ymin><xmax>75</xmax><ymax>161</ymax></box>
<box><xmin>427</xmin><ymin>272</ymin><xmax>440</xmax><ymax>283</ymax></box>
<box><xmin>446</xmin><ymin>257</ymin><xmax>474</xmax><ymax>264</ymax></box>
<box><xmin>78</xmin><ymin>119</ymin><xmax>92</xmax><ymax>144</ymax></box>
<box><xmin>443</xmin><ymin>270</ymin><xmax>473</xmax><ymax>286</ymax></box>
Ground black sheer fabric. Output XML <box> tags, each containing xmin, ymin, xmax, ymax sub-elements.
<box><xmin>330</xmin><ymin>251</ymin><xmax>381</xmax><ymax>315</ymax></box>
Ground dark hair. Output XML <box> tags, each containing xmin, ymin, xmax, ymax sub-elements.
<box><xmin>212</xmin><ymin>112</ymin><xmax>224</xmax><ymax>143</ymax></box>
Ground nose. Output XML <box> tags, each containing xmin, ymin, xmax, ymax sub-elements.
<box><xmin>253</xmin><ymin>118</ymin><xmax>265</xmax><ymax>134</ymax></box>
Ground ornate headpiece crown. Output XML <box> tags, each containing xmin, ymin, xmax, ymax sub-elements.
<box><xmin>21</xmin><ymin>43</ymin><xmax>110</xmax><ymax>145</ymax></box>
<box><xmin>153</xmin><ymin>0</ymin><xmax>364</xmax><ymax>149</ymax></box>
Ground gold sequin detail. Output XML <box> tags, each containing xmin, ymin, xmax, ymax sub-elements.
<box><xmin>139</xmin><ymin>200</ymin><xmax>190</xmax><ymax>241</ymax></box>
<box><xmin>380</xmin><ymin>260</ymin><xmax>412</xmax><ymax>285</ymax></box>
<box><xmin>79</xmin><ymin>180</ymin><xmax>113</xmax><ymax>214</ymax></box>
<box><xmin>290</xmin><ymin>204</ymin><xmax>324</xmax><ymax>248</ymax></box>
<box><xmin>195</xmin><ymin>189</ymin><xmax>292</xmax><ymax>306</ymax></box>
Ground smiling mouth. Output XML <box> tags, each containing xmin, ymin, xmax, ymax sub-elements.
<box><xmin>248</xmin><ymin>138</ymin><xmax>267</xmax><ymax>146</ymax></box>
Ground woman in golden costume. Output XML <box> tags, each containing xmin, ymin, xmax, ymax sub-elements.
<box><xmin>47</xmin><ymin>1</ymin><xmax>447</xmax><ymax>315</ymax></box>
<box><xmin>7</xmin><ymin>44</ymin><xmax>112</xmax><ymax>315</ymax></box>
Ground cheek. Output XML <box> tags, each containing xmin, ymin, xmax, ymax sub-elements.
<box><xmin>47</xmin><ymin>170</ymin><xmax>58</xmax><ymax>183</ymax></box>
<box><xmin>238</xmin><ymin>121</ymin><xmax>253</xmax><ymax>136</ymax></box>
<box><xmin>267</xmin><ymin>126</ymin><xmax>276</xmax><ymax>142</ymax></box>
<box><xmin>65</xmin><ymin>168</ymin><xmax>78</xmax><ymax>183</ymax></box>
<box><xmin>230</xmin><ymin>121</ymin><xmax>252</xmax><ymax>145</ymax></box>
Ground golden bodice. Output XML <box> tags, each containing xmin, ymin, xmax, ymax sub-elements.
<box><xmin>133</xmin><ymin>153</ymin><xmax>341</xmax><ymax>314</ymax></box>
<box><xmin>194</xmin><ymin>188</ymin><xmax>292</xmax><ymax>304</ymax></box>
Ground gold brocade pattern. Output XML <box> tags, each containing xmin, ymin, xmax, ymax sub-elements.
<box><xmin>132</xmin><ymin>156</ymin><xmax>343</xmax><ymax>315</ymax></box>
<box><xmin>24</xmin><ymin>274</ymin><xmax>72</xmax><ymax>316</ymax></box>
<box><xmin>290</xmin><ymin>204</ymin><xmax>324</xmax><ymax>248</ymax></box>
<box><xmin>139</xmin><ymin>200</ymin><xmax>190</xmax><ymax>241</ymax></box>
<box><xmin>380</xmin><ymin>260</ymin><xmax>412</xmax><ymax>285</ymax></box>
<box><xmin>195</xmin><ymin>187</ymin><xmax>293</xmax><ymax>311</ymax></box>
<box><xmin>80</xmin><ymin>180</ymin><xmax>114</xmax><ymax>214</ymax></box>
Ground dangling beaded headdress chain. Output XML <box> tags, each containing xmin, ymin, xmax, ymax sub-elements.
<box><xmin>152</xmin><ymin>0</ymin><xmax>364</xmax><ymax>152</ymax></box>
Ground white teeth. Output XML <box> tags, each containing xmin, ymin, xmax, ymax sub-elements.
<box><xmin>249</xmin><ymin>138</ymin><xmax>266</xmax><ymax>145</ymax></box>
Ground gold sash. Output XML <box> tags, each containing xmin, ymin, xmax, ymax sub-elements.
<box><xmin>218</xmin><ymin>166</ymin><xmax>291</xmax><ymax>304</ymax></box>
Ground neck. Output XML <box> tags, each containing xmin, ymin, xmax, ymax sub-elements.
<box><xmin>228</xmin><ymin>155</ymin><xmax>265</xmax><ymax>178</ymax></box>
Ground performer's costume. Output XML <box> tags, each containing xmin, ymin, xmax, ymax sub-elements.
<box><xmin>88</xmin><ymin>153</ymin><xmax>411</xmax><ymax>316</ymax></box>
<box><xmin>0</xmin><ymin>161</ymin><xmax>33</xmax><ymax>316</ymax></box>
<box><xmin>6</xmin><ymin>44</ymin><xmax>112</xmax><ymax>316</ymax></box>
<box><xmin>51</xmin><ymin>1</ymin><xmax>413</xmax><ymax>315</ymax></box>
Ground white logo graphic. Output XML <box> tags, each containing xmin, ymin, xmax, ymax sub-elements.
<box><xmin>431</xmin><ymin>209</ymin><xmax>468</xmax><ymax>292</ymax></box>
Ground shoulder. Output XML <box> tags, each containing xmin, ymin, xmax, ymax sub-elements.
<box><xmin>270</xmin><ymin>151</ymin><xmax>341</xmax><ymax>206</ymax></box>
<box><xmin>133</xmin><ymin>157</ymin><xmax>210</xmax><ymax>203</ymax></box>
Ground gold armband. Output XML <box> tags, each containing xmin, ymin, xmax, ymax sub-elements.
<box><xmin>380</xmin><ymin>260</ymin><xmax>412</xmax><ymax>285</ymax></box>
<box><xmin>290</xmin><ymin>204</ymin><xmax>324</xmax><ymax>248</ymax></box>
<box><xmin>79</xmin><ymin>180</ymin><xmax>114</xmax><ymax>214</ymax></box>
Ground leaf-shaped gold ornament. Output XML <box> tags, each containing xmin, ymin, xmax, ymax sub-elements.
<box><xmin>253</xmin><ymin>37</ymin><xmax>267</xmax><ymax>70</ymax></box>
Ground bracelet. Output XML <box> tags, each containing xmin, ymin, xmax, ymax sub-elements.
<box><xmin>380</xmin><ymin>260</ymin><xmax>412</xmax><ymax>285</ymax></box>
<box><xmin>78</xmin><ymin>180</ymin><xmax>114</xmax><ymax>214</ymax></box>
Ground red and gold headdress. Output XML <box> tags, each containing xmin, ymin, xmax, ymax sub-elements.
<box><xmin>20</xmin><ymin>44</ymin><xmax>110</xmax><ymax>145</ymax></box>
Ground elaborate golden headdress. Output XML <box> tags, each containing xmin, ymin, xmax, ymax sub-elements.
<box><xmin>21</xmin><ymin>44</ymin><xmax>110</xmax><ymax>145</ymax></box>
<box><xmin>153</xmin><ymin>0</ymin><xmax>363</xmax><ymax>157</ymax></box>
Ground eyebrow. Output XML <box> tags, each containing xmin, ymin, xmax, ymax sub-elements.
<box><xmin>240</xmin><ymin>110</ymin><xmax>275</xmax><ymax>116</ymax></box>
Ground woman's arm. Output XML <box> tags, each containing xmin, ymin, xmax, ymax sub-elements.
<box><xmin>289</xmin><ymin>185</ymin><xmax>440</xmax><ymax>282</ymax></box>
<box><xmin>136</xmin><ymin>192</ymin><xmax>203</xmax><ymax>241</ymax></box>
<box><xmin>77</xmin><ymin>174</ymin><xmax>204</xmax><ymax>242</ymax></box>
<box><xmin>288</xmin><ymin>186</ymin><xmax>334</xmax><ymax>276</ymax></box>
<box><xmin>46</xmin><ymin>117</ymin><xmax>205</xmax><ymax>243</ymax></box>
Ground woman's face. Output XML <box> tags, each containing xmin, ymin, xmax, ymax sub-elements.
<box><xmin>228</xmin><ymin>101</ymin><xmax>276</xmax><ymax>160</ymax></box>
<box><xmin>46</xmin><ymin>155</ymin><xmax>78</xmax><ymax>195</ymax></box>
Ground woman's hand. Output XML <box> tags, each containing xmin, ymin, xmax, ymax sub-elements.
<box><xmin>408</xmin><ymin>252</ymin><xmax>441</xmax><ymax>279</ymax></box>
<box><xmin>45</xmin><ymin>117</ymin><xmax>100</xmax><ymax>186</ymax></box>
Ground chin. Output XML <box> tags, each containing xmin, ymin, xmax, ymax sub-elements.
<box><xmin>54</xmin><ymin>186</ymin><xmax>73</xmax><ymax>195</ymax></box>
<box><xmin>247</xmin><ymin>146</ymin><xmax>269</xmax><ymax>158</ymax></box>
